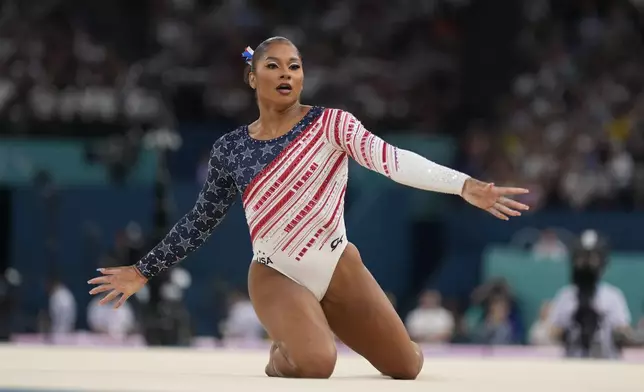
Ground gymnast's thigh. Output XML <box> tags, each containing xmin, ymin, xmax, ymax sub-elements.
<box><xmin>320</xmin><ymin>242</ymin><xmax>423</xmax><ymax>379</ymax></box>
<box><xmin>247</xmin><ymin>261</ymin><xmax>337</xmax><ymax>368</ymax></box>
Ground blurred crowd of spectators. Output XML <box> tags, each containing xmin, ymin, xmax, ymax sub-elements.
<box><xmin>405</xmin><ymin>279</ymin><xmax>644</xmax><ymax>348</ymax></box>
<box><xmin>0</xmin><ymin>1</ymin><xmax>163</xmax><ymax>130</ymax></box>
<box><xmin>0</xmin><ymin>0</ymin><xmax>468</xmax><ymax>133</ymax></box>
<box><xmin>42</xmin><ymin>275</ymin><xmax>643</xmax><ymax>348</ymax></box>
<box><xmin>2</xmin><ymin>0</ymin><xmax>644</xmax><ymax>211</ymax></box>
<box><xmin>460</xmin><ymin>0</ymin><xmax>644</xmax><ymax>211</ymax></box>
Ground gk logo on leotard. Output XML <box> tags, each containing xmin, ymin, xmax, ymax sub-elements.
<box><xmin>330</xmin><ymin>236</ymin><xmax>344</xmax><ymax>251</ymax></box>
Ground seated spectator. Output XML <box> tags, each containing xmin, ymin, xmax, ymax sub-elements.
<box><xmin>221</xmin><ymin>290</ymin><xmax>264</xmax><ymax>340</ymax></box>
<box><xmin>87</xmin><ymin>296</ymin><xmax>136</xmax><ymax>339</ymax></box>
<box><xmin>474</xmin><ymin>296</ymin><xmax>515</xmax><ymax>345</ymax></box>
<box><xmin>532</xmin><ymin>229</ymin><xmax>569</xmax><ymax>260</ymax></box>
<box><xmin>46</xmin><ymin>275</ymin><xmax>77</xmax><ymax>334</ymax></box>
<box><xmin>548</xmin><ymin>279</ymin><xmax>633</xmax><ymax>359</ymax></box>
<box><xmin>529</xmin><ymin>301</ymin><xmax>556</xmax><ymax>346</ymax></box>
<box><xmin>405</xmin><ymin>290</ymin><xmax>454</xmax><ymax>344</ymax></box>
<box><xmin>471</xmin><ymin>278</ymin><xmax>525</xmax><ymax>342</ymax></box>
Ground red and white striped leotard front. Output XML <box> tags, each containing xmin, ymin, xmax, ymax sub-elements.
<box><xmin>241</xmin><ymin>108</ymin><xmax>468</xmax><ymax>299</ymax></box>
<box><xmin>135</xmin><ymin>107</ymin><xmax>469</xmax><ymax>300</ymax></box>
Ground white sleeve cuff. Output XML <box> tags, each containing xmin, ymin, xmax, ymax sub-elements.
<box><xmin>389</xmin><ymin>148</ymin><xmax>469</xmax><ymax>195</ymax></box>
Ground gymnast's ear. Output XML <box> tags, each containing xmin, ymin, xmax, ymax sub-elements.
<box><xmin>243</xmin><ymin>63</ymin><xmax>256</xmax><ymax>90</ymax></box>
<box><xmin>248</xmin><ymin>72</ymin><xmax>257</xmax><ymax>90</ymax></box>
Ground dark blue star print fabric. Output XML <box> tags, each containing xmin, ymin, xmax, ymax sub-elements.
<box><xmin>135</xmin><ymin>107</ymin><xmax>325</xmax><ymax>278</ymax></box>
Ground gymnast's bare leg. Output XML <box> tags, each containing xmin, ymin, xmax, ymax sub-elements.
<box><xmin>248</xmin><ymin>262</ymin><xmax>337</xmax><ymax>378</ymax></box>
<box><xmin>321</xmin><ymin>242</ymin><xmax>423</xmax><ymax>379</ymax></box>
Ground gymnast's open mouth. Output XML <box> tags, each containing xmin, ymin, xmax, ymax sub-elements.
<box><xmin>276</xmin><ymin>83</ymin><xmax>292</xmax><ymax>94</ymax></box>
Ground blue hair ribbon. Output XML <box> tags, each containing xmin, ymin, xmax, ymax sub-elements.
<box><xmin>242</xmin><ymin>46</ymin><xmax>254</xmax><ymax>65</ymax></box>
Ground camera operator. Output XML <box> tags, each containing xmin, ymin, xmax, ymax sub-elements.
<box><xmin>548</xmin><ymin>230</ymin><xmax>633</xmax><ymax>359</ymax></box>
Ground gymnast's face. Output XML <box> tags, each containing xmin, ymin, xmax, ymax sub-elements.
<box><xmin>248</xmin><ymin>41</ymin><xmax>303</xmax><ymax>107</ymax></box>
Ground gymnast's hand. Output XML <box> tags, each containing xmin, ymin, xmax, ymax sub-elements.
<box><xmin>88</xmin><ymin>266</ymin><xmax>148</xmax><ymax>309</ymax></box>
<box><xmin>460</xmin><ymin>178</ymin><xmax>530</xmax><ymax>220</ymax></box>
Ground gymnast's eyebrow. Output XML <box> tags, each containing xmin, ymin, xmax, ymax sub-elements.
<box><xmin>264</xmin><ymin>56</ymin><xmax>300</xmax><ymax>62</ymax></box>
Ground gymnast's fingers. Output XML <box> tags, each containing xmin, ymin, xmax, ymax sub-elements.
<box><xmin>99</xmin><ymin>290</ymin><xmax>121</xmax><ymax>306</ymax></box>
<box><xmin>487</xmin><ymin>207</ymin><xmax>509</xmax><ymax>221</ymax></box>
<box><xmin>98</xmin><ymin>267</ymin><xmax>127</xmax><ymax>275</ymax></box>
<box><xmin>494</xmin><ymin>186</ymin><xmax>529</xmax><ymax>196</ymax></box>
<box><xmin>114</xmin><ymin>293</ymin><xmax>131</xmax><ymax>309</ymax></box>
<box><xmin>89</xmin><ymin>284</ymin><xmax>113</xmax><ymax>295</ymax></box>
<box><xmin>499</xmin><ymin>197</ymin><xmax>530</xmax><ymax>211</ymax></box>
<box><xmin>87</xmin><ymin>276</ymin><xmax>111</xmax><ymax>285</ymax></box>
<box><xmin>494</xmin><ymin>202</ymin><xmax>521</xmax><ymax>217</ymax></box>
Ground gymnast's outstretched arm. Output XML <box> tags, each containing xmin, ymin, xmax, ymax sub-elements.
<box><xmin>134</xmin><ymin>142</ymin><xmax>238</xmax><ymax>279</ymax></box>
<box><xmin>327</xmin><ymin>110</ymin><xmax>529</xmax><ymax>219</ymax></box>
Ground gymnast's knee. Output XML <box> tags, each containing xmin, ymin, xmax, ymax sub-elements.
<box><xmin>271</xmin><ymin>341</ymin><xmax>337</xmax><ymax>379</ymax></box>
<box><xmin>293</xmin><ymin>345</ymin><xmax>337</xmax><ymax>379</ymax></box>
<box><xmin>385</xmin><ymin>342</ymin><xmax>424</xmax><ymax>380</ymax></box>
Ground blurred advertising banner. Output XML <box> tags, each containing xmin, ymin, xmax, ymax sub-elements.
<box><xmin>0</xmin><ymin>139</ymin><xmax>157</xmax><ymax>186</ymax></box>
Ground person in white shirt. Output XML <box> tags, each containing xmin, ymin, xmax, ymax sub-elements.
<box><xmin>87</xmin><ymin>296</ymin><xmax>136</xmax><ymax>338</ymax></box>
<box><xmin>405</xmin><ymin>290</ymin><xmax>454</xmax><ymax>344</ymax></box>
<box><xmin>549</xmin><ymin>230</ymin><xmax>632</xmax><ymax>359</ymax></box>
<box><xmin>47</xmin><ymin>277</ymin><xmax>77</xmax><ymax>334</ymax></box>
<box><xmin>529</xmin><ymin>301</ymin><xmax>556</xmax><ymax>346</ymax></box>
<box><xmin>549</xmin><ymin>282</ymin><xmax>631</xmax><ymax>358</ymax></box>
<box><xmin>221</xmin><ymin>291</ymin><xmax>264</xmax><ymax>340</ymax></box>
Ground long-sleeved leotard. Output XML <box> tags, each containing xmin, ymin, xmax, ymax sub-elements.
<box><xmin>135</xmin><ymin>107</ymin><xmax>469</xmax><ymax>298</ymax></box>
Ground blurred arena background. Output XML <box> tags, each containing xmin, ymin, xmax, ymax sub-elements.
<box><xmin>1</xmin><ymin>0</ymin><xmax>644</xmax><ymax>389</ymax></box>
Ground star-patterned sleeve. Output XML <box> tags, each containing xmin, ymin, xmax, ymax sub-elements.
<box><xmin>135</xmin><ymin>142</ymin><xmax>237</xmax><ymax>279</ymax></box>
<box><xmin>329</xmin><ymin>110</ymin><xmax>470</xmax><ymax>195</ymax></box>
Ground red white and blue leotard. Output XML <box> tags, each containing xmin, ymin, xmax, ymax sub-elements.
<box><xmin>135</xmin><ymin>107</ymin><xmax>470</xmax><ymax>299</ymax></box>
